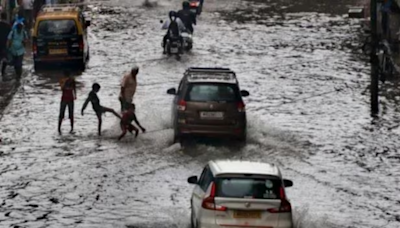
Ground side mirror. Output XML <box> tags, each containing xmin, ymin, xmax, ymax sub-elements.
<box><xmin>85</xmin><ymin>20</ymin><xmax>91</xmax><ymax>27</ymax></box>
<box><xmin>167</xmin><ymin>88</ymin><xmax>177</xmax><ymax>95</ymax></box>
<box><xmin>240</xmin><ymin>90</ymin><xmax>250</xmax><ymax>97</ymax></box>
<box><xmin>283</xmin><ymin>179</ymin><xmax>293</xmax><ymax>188</ymax></box>
<box><xmin>187</xmin><ymin>176</ymin><xmax>198</xmax><ymax>184</ymax></box>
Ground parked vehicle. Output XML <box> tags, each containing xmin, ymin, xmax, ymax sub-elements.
<box><xmin>32</xmin><ymin>4</ymin><xmax>90</xmax><ymax>71</ymax></box>
<box><xmin>188</xmin><ymin>160</ymin><xmax>294</xmax><ymax>228</ymax></box>
<box><xmin>166</xmin><ymin>68</ymin><xmax>250</xmax><ymax>142</ymax></box>
<box><xmin>189</xmin><ymin>0</ymin><xmax>202</xmax><ymax>15</ymax></box>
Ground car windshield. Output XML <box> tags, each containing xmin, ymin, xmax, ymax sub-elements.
<box><xmin>38</xmin><ymin>20</ymin><xmax>77</xmax><ymax>36</ymax></box>
<box><xmin>185</xmin><ymin>83</ymin><xmax>239</xmax><ymax>102</ymax></box>
<box><xmin>215</xmin><ymin>177</ymin><xmax>282</xmax><ymax>199</ymax></box>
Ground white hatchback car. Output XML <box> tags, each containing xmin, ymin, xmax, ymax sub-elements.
<box><xmin>187</xmin><ymin>160</ymin><xmax>294</xmax><ymax>228</ymax></box>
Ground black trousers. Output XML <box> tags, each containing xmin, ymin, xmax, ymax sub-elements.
<box><xmin>59</xmin><ymin>101</ymin><xmax>74</xmax><ymax>120</ymax></box>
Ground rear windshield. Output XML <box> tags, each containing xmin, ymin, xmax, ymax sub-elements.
<box><xmin>215</xmin><ymin>177</ymin><xmax>282</xmax><ymax>199</ymax></box>
<box><xmin>38</xmin><ymin>20</ymin><xmax>78</xmax><ymax>36</ymax></box>
<box><xmin>185</xmin><ymin>83</ymin><xmax>240</xmax><ymax>102</ymax></box>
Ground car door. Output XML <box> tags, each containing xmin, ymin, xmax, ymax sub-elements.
<box><xmin>192</xmin><ymin>165</ymin><xmax>214</xmax><ymax>221</ymax></box>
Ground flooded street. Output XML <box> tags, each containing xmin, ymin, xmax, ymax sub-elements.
<box><xmin>1</xmin><ymin>0</ymin><xmax>400</xmax><ymax>227</ymax></box>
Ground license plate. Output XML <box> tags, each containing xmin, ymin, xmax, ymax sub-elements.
<box><xmin>170</xmin><ymin>47</ymin><xmax>178</xmax><ymax>53</ymax></box>
<box><xmin>200</xmin><ymin>111</ymin><xmax>224</xmax><ymax>119</ymax></box>
<box><xmin>49</xmin><ymin>49</ymin><xmax>67</xmax><ymax>55</ymax></box>
<box><xmin>191</xmin><ymin>9</ymin><xmax>197</xmax><ymax>13</ymax></box>
<box><xmin>233</xmin><ymin>210</ymin><xmax>261</xmax><ymax>219</ymax></box>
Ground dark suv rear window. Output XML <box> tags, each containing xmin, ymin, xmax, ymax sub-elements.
<box><xmin>215</xmin><ymin>177</ymin><xmax>281</xmax><ymax>199</ymax></box>
<box><xmin>38</xmin><ymin>20</ymin><xmax>78</xmax><ymax>36</ymax></box>
<box><xmin>185</xmin><ymin>83</ymin><xmax>240</xmax><ymax>102</ymax></box>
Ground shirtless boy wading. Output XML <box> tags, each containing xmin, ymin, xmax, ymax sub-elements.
<box><xmin>119</xmin><ymin>66</ymin><xmax>138</xmax><ymax>111</ymax></box>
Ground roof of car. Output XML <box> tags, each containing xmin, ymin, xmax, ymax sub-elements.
<box><xmin>37</xmin><ymin>12</ymin><xmax>79</xmax><ymax>20</ymax></box>
<box><xmin>209</xmin><ymin>160</ymin><xmax>281</xmax><ymax>176</ymax></box>
<box><xmin>185</xmin><ymin>67</ymin><xmax>238</xmax><ymax>84</ymax></box>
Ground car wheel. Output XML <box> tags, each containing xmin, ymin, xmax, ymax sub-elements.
<box><xmin>79</xmin><ymin>58</ymin><xmax>87</xmax><ymax>71</ymax></box>
<box><xmin>190</xmin><ymin>209</ymin><xmax>195</xmax><ymax>228</ymax></box>
<box><xmin>173</xmin><ymin>132</ymin><xmax>181</xmax><ymax>144</ymax></box>
<box><xmin>238</xmin><ymin>128</ymin><xmax>247</xmax><ymax>143</ymax></box>
<box><xmin>34</xmin><ymin>62</ymin><xmax>43</xmax><ymax>72</ymax></box>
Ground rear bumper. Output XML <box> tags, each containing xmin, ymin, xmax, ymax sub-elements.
<box><xmin>176</xmin><ymin>123</ymin><xmax>246</xmax><ymax>138</ymax></box>
<box><xmin>199</xmin><ymin>224</ymin><xmax>292</xmax><ymax>228</ymax></box>
<box><xmin>34</xmin><ymin>56</ymin><xmax>84</xmax><ymax>63</ymax></box>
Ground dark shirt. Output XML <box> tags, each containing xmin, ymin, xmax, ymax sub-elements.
<box><xmin>177</xmin><ymin>9</ymin><xmax>196</xmax><ymax>28</ymax></box>
<box><xmin>0</xmin><ymin>21</ymin><xmax>11</xmax><ymax>49</ymax></box>
<box><xmin>88</xmin><ymin>91</ymin><xmax>102</xmax><ymax>112</ymax></box>
<box><xmin>61</xmin><ymin>78</ymin><xmax>76</xmax><ymax>102</ymax></box>
<box><xmin>168</xmin><ymin>20</ymin><xmax>180</xmax><ymax>38</ymax></box>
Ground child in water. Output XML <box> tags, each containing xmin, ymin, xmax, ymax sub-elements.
<box><xmin>81</xmin><ymin>83</ymin><xmax>121</xmax><ymax>136</ymax></box>
<box><xmin>118</xmin><ymin>103</ymin><xmax>146</xmax><ymax>141</ymax></box>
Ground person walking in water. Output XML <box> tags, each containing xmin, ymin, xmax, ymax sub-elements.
<box><xmin>7</xmin><ymin>21</ymin><xmax>28</xmax><ymax>78</ymax></box>
<box><xmin>82</xmin><ymin>83</ymin><xmax>121</xmax><ymax>136</ymax></box>
<box><xmin>58</xmin><ymin>71</ymin><xmax>76</xmax><ymax>134</ymax></box>
<box><xmin>119</xmin><ymin>66</ymin><xmax>138</xmax><ymax>111</ymax></box>
<box><xmin>118</xmin><ymin>103</ymin><xmax>146</xmax><ymax>141</ymax></box>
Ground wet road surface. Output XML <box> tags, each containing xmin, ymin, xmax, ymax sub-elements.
<box><xmin>1</xmin><ymin>0</ymin><xmax>400</xmax><ymax>227</ymax></box>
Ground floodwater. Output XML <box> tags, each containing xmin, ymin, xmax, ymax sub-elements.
<box><xmin>0</xmin><ymin>0</ymin><xmax>399</xmax><ymax>227</ymax></box>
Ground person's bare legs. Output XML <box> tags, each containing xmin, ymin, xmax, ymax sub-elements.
<box><xmin>96</xmin><ymin>113</ymin><xmax>102</xmax><ymax>136</ymax></box>
<box><xmin>103</xmin><ymin>107</ymin><xmax>121</xmax><ymax>119</ymax></box>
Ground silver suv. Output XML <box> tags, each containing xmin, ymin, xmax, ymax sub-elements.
<box><xmin>188</xmin><ymin>160</ymin><xmax>294</xmax><ymax>228</ymax></box>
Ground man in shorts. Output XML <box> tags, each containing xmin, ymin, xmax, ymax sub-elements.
<box><xmin>119</xmin><ymin>66</ymin><xmax>138</xmax><ymax>111</ymax></box>
<box><xmin>81</xmin><ymin>83</ymin><xmax>121</xmax><ymax>136</ymax></box>
<box><xmin>58</xmin><ymin>71</ymin><xmax>76</xmax><ymax>134</ymax></box>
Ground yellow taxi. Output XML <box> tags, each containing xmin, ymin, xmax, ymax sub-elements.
<box><xmin>32</xmin><ymin>5</ymin><xmax>90</xmax><ymax>71</ymax></box>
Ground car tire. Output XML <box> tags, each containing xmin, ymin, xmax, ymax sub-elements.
<box><xmin>173</xmin><ymin>133</ymin><xmax>181</xmax><ymax>144</ymax></box>
<box><xmin>34</xmin><ymin>62</ymin><xmax>43</xmax><ymax>72</ymax></box>
<box><xmin>190</xmin><ymin>209</ymin><xmax>195</xmax><ymax>228</ymax></box>
<box><xmin>79</xmin><ymin>58</ymin><xmax>86</xmax><ymax>71</ymax></box>
<box><xmin>238</xmin><ymin>129</ymin><xmax>247</xmax><ymax>143</ymax></box>
<box><xmin>190</xmin><ymin>208</ymin><xmax>198</xmax><ymax>228</ymax></box>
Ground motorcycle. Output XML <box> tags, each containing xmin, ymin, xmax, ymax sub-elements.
<box><xmin>164</xmin><ymin>38</ymin><xmax>183</xmax><ymax>60</ymax></box>
<box><xmin>189</xmin><ymin>0</ymin><xmax>202</xmax><ymax>15</ymax></box>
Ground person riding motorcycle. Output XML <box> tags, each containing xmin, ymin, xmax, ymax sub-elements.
<box><xmin>177</xmin><ymin>1</ymin><xmax>196</xmax><ymax>34</ymax></box>
<box><xmin>162</xmin><ymin>11</ymin><xmax>184</xmax><ymax>54</ymax></box>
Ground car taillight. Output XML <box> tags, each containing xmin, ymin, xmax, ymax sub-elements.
<box><xmin>237</xmin><ymin>101</ymin><xmax>245</xmax><ymax>112</ymax></box>
<box><xmin>177</xmin><ymin>99</ymin><xmax>187</xmax><ymax>111</ymax></box>
<box><xmin>267</xmin><ymin>187</ymin><xmax>292</xmax><ymax>213</ymax></box>
<box><xmin>79</xmin><ymin>39</ymin><xmax>84</xmax><ymax>52</ymax></box>
<box><xmin>201</xmin><ymin>182</ymin><xmax>227</xmax><ymax>211</ymax></box>
<box><xmin>32</xmin><ymin>42</ymin><xmax>37</xmax><ymax>55</ymax></box>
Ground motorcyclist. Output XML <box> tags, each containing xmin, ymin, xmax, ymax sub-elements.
<box><xmin>162</xmin><ymin>11</ymin><xmax>184</xmax><ymax>54</ymax></box>
<box><xmin>177</xmin><ymin>1</ymin><xmax>196</xmax><ymax>34</ymax></box>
